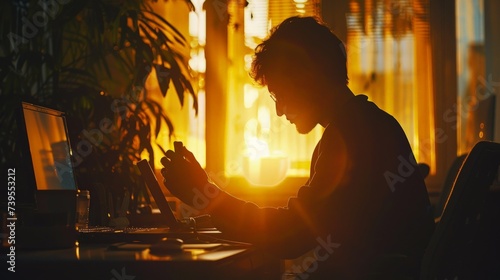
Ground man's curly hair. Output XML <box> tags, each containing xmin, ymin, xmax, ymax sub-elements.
<box><xmin>250</xmin><ymin>16</ymin><xmax>348</xmax><ymax>88</ymax></box>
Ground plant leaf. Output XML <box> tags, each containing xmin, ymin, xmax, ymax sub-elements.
<box><xmin>154</xmin><ymin>64</ymin><xmax>171</xmax><ymax>97</ymax></box>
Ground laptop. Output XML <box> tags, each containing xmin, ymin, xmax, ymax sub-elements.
<box><xmin>136</xmin><ymin>159</ymin><xmax>180</xmax><ymax>228</ymax></box>
<box><xmin>78</xmin><ymin>159</ymin><xmax>221</xmax><ymax>243</ymax></box>
<box><xmin>77</xmin><ymin>153</ymin><xmax>217</xmax><ymax>243</ymax></box>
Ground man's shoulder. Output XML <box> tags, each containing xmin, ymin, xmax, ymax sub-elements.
<box><xmin>326</xmin><ymin>95</ymin><xmax>402</xmax><ymax>139</ymax></box>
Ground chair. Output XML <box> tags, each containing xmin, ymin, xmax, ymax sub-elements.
<box><xmin>433</xmin><ymin>154</ymin><xmax>467</xmax><ymax>222</ymax></box>
<box><xmin>420</xmin><ymin>141</ymin><xmax>500</xmax><ymax>279</ymax></box>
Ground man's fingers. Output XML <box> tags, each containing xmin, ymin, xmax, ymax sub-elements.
<box><xmin>160</xmin><ymin>156</ymin><xmax>170</xmax><ymax>167</ymax></box>
<box><xmin>165</xmin><ymin>149</ymin><xmax>176</xmax><ymax>160</ymax></box>
<box><xmin>183</xmin><ymin>149</ymin><xmax>195</xmax><ymax>162</ymax></box>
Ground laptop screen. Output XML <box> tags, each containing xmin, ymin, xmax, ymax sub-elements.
<box><xmin>21</xmin><ymin>102</ymin><xmax>77</xmax><ymax>191</ymax></box>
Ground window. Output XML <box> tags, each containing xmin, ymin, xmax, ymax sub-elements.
<box><xmin>346</xmin><ymin>0</ymin><xmax>435</xmax><ymax>171</ymax></box>
<box><xmin>455</xmin><ymin>0</ymin><xmax>488</xmax><ymax>155</ymax></box>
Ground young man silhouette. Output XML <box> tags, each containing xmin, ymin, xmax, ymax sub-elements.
<box><xmin>161</xmin><ymin>16</ymin><xmax>435</xmax><ymax>279</ymax></box>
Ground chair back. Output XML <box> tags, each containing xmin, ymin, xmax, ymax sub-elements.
<box><xmin>420</xmin><ymin>141</ymin><xmax>500</xmax><ymax>279</ymax></box>
<box><xmin>433</xmin><ymin>154</ymin><xmax>467</xmax><ymax>221</ymax></box>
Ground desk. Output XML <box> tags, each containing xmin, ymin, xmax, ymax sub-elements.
<box><xmin>2</xmin><ymin>241</ymin><xmax>282</xmax><ymax>280</ymax></box>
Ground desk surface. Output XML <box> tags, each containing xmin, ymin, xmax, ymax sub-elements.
<box><xmin>2</xmin><ymin>241</ymin><xmax>281</xmax><ymax>280</ymax></box>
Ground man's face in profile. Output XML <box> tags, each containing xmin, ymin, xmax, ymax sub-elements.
<box><xmin>267</xmin><ymin>73</ymin><xmax>321</xmax><ymax>134</ymax></box>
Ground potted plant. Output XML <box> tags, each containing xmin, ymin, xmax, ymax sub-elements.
<box><xmin>0</xmin><ymin>0</ymin><xmax>197</xmax><ymax>225</ymax></box>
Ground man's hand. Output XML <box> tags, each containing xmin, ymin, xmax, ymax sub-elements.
<box><xmin>160</xmin><ymin>143</ymin><xmax>219</xmax><ymax>208</ymax></box>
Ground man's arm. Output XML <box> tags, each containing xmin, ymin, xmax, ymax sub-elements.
<box><xmin>160</xmin><ymin>145</ymin><xmax>330</xmax><ymax>258</ymax></box>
